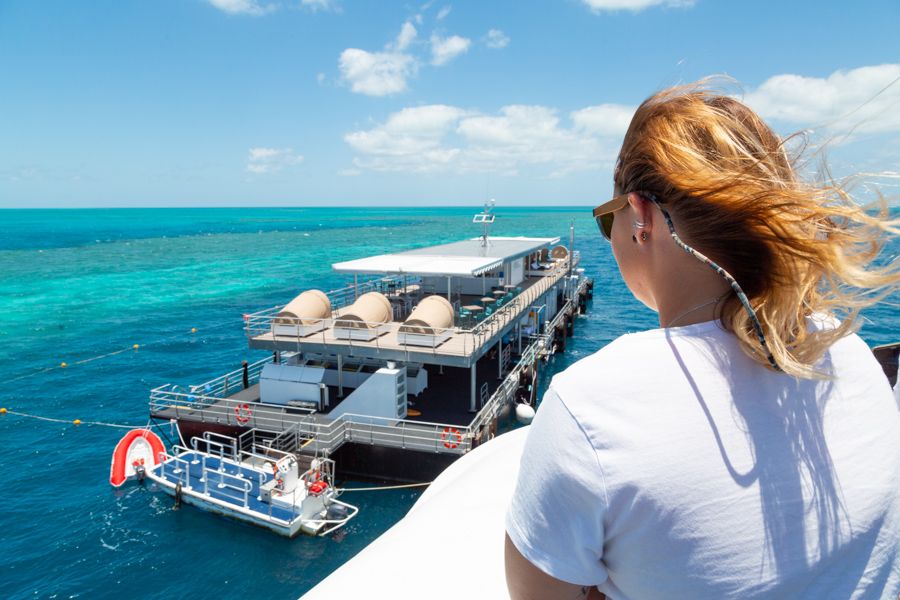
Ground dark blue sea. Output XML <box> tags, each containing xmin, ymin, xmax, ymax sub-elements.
<box><xmin>1</xmin><ymin>207</ymin><xmax>896</xmax><ymax>599</ymax></box>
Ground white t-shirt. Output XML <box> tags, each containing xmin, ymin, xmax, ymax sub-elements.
<box><xmin>506</xmin><ymin>320</ymin><xmax>900</xmax><ymax>599</ymax></box>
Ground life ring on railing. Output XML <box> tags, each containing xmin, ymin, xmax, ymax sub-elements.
<box><xmin>441</xmin><ymin>426</ymin><xmax>462</xmax><ymax>449</ymax></box>
<box><xmin>234</xmin><ymin>403</ymin><xmax>253</xmax><ymax>424</ymax></box>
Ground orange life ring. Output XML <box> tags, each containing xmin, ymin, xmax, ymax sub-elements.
<box><xmin>441</xmin><ymin>426</ymin><xmax>462</xmax><ymax>449</ymax></box>
<box><xmin>234</xmin><ymin>403</ymin><xmax>252</xmax><ymax>424</ymax></box>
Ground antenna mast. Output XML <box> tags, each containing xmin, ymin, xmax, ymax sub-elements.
<box><xmin>473</xmin><ymin>199</ymin><xmax>496</xmax><ymax>248</ymax></box>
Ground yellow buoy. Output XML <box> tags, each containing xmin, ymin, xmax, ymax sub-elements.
<box><xmin>133</xmin><ymin>344</ymin><xmax>140</xmax><ymax>350</ymax></box>
<box><xmin>73</xmin><ymin>419</ymin><xmax>82</xmax><ymax>425</ymax></box>
<box><xmin>191</xmin><ymin>327</ymin><xmax>197</xmax><ymax>333</ymax></box>
<box><xmin>60</xmin><ymin>362</ymin><xmax>68</xmax><ymax>368</ymax></box>
<box><xmin>0</xmin><ymin>407</ymin><xmax>7</xmax><ymax>415</ymax></box>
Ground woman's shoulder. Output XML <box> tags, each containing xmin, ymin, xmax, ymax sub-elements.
<box><xmin>554</xmin><ymin>321</ymin><xmax>724</xmax><ymax>387</ymax></box>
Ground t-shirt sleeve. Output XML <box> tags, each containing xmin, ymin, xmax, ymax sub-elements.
<box><xmin>505</xmin><ymin>387</ymin><xmax>609</xmax><ymax>586</ymax></box>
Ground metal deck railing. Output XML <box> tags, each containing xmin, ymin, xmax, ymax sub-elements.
<box><xmin>150</xmin><ymin>266</ymin><xmax>591</xmax><ymax>459</ymax></box>
<box><xmin>242</xmin><ymin>259</ymin><xmax>575</xmax><ymax>360</ymax></box>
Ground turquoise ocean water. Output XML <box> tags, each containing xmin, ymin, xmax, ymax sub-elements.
<box><xmin>1</xmin><ymin>207</ymin><xmax>897</xmax><ymax>599</ymax></box>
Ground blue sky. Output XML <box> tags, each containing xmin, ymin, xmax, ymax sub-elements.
<box><xmin>1</xmin><ymin>0</ymin><xmax>899</xmax><ymax>207</ymax></box>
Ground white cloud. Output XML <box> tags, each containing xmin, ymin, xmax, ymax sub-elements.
<box><xmin>430</xmin><ymin>34</ymin><xmax>471</xmax><ymax>66</ymax></box>
<box><xmin>246</xmin><ymin>147</ymin><xmax>304</xmax><ymax>174</ymax></box>
<box><xmin>394</xmin><ymin>21</ymin><xmax>417</xmax><ymax>51</ymax></box>
<box><xmin>571</xmin><ymin>104</ymin><xmax>635</xmax><ymax>137</ymax></box>
<box><xmin>206</xmin><ymin>0</ymin><xmax>273</xmax><ymax>16</ymax></box>
<box><xmin>744</xmin><ymin>64</ymin><xmax>900</xmax><ymax>137</ymax></box>
<box><xmin>338</xmin><ymin>22</ymin><xmax>419</xmax><ymax>96</ymax></box>
<box><xmin>436</xmin><ymin>5</ymin><xmax>452</xmax><ymax>20</ymax></box>
<box><xmin>485</xmin><ymin>29</ymin><xmax>510</xmax><ymax>49</ymax></box>
<box><xmin>207</xmin><ymin>0</ymin><xmax>336</xmax><ymax>15</ymax></box>
<box><xmin>344</xmin><ymin>103</ymin><xmax>634</xmax><ymax>175</ymax></box>
<box><xmin>339</xmin><ymin>49</ymin><xmax>416</xmax><ymax>96</ymax></box>
<box><xmin>581</xmin><ymin>0</ymin><xmax>695</xmax><ymax>12</ymax></box>
<box><xmin>301</xmin><ymin>0</ymin><xmax>335</xmax><ymax>10</ymax></box>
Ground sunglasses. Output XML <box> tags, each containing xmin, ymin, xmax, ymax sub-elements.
<box><xmin>592</xmin><ymin>191</ymin><xmax>659</xmax><ymax>241</ymax></box>
<box><xmin>590</xmin><ymin>190</ymin><xmax>782</xmax><ymax>371</ymax></box>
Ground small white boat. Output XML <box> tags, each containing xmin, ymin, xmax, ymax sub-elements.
<box><xmin>141</xmin><ymin>431</ymin><xmax>358</xmax><ymax>537</ymax></box>
<box><xmin>109</xmin><ymin>428</ymin><xmax>166</xmax><ymax>488</ymax></box>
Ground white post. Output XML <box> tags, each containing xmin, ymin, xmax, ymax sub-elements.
<box><xmin>447</xmin><ymin>276</ymin><xmax>452</xmax><ymax>301</ymax></box>
<box><xmin>337</xmin><ymin>354</ymin><xmax>344</xmax><ymax>398</ymax></box>
<box><xmin>470</xmin><ymin>363</ymin><xmax>477</xmax><ymax>412</ymax></box>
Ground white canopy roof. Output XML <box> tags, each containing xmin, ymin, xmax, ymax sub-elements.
<box><xmin>332</xmin><ymin>236</ymin><xmax>559</xmax><ymax>277</ymax></box>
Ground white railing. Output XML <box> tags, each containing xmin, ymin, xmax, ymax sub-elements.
<box><xmin>149</xmin><ymin>387</ymin><xmax>317</xmax><ymax>430</ymax></box>
<box><xmin>243</xmin><ymin>260</ymin><xmax>571</xmax><ymax>359</ymax></box>
<box><xmin>152</xmin><ymin>268</ymin><xmax>592</xmax><ymax>459</ymax></box>
<box><xmin>188</xmin><ymin>356</ymin><xmax>272</xmax><ymax>399</ymax></box>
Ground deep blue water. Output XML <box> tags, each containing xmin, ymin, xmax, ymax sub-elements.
<box><xmin>0</xmin><ymin>207</ymin><xmax>896</xmax><ymax>600</ymax></box>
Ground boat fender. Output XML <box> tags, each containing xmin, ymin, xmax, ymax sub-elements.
<box><xmin>174</xmin><ymin>481</ymin><xmax>182</xmax><ymax>510</ymax></box>
<box><xmin>515</xmin><ymin>403</ymin><xmax>536</xmax><ymax>424</ymax></box>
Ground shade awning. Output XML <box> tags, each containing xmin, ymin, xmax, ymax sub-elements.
<box><xmin>331</xmin><ymin>236</ymin><xmax>559</xmax><ymax>277</ymax></box>
<box><xmin>332</xmin><ymin>254</ymin><xmax>503</xmax><ymax>277</ymax></box>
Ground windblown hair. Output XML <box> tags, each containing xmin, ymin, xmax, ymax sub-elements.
<box><xmin>616</xmin><ymin>80</ymin><xmax>900</xmax><ymax>378</ymax></box>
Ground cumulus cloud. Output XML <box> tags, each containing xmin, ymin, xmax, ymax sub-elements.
<box><xmin>339</xmin><ymin>49</ymin><xmax>416</xmax><ymax>96</ymax></box>
<box><xmin>485</xmin><ymin>29</ymin><xmax>510</xmax><ymax>49</ymax></box>
<box><xmin>246</xmin><ymin>148</ymin><xmax>304</xmax><ymax>174</ymax></box>
<box><xmin>744</xmin><ymin>63</ymin><xmax>900</xmax><ymax>137</ymax></box>
<box><xmin>394</xmin><ymin>21</ymin><xmax>417</xmax><ymax>51</ymax></box>
<box><xmin>339</xmin><ymin>19</ymin><xmax>473</xmax><ymax>95</ymax></box>
<box><xmin>571</xmin><ymin>104</ymin><xmax>636</xmax><ymax>137</ymax></box>
<box><xmin>344</xmin><ymin>103</ymin><xmax>635</xmax><ymax>175</ymax></box>
<box><xmin>300</xmin><ymin>0</ymin><xmax>336</xmax><ymax>10</ymax></box>
<box><xmin>338</xmin><ymin>22</ymin><xmax>419</xmax><ymax>96</ymax></box>
<box><xmin>581</xmin><ymin>0</ymin><xmax>695</xmax><ymax>12</ymax></box>
<box><xmin>206</xmin><ymin>0</ymin><xmax>273</xmax><ymax>16</ymax></box>
<box><xmin>430</xmin><ymin>33</ymin><xmax>471</xmax><ymax>66</ymax></box>
<box><xmin>206</xmin><ymin>0</ymin><xmax>336</xmax><ymax>15</ymax></box>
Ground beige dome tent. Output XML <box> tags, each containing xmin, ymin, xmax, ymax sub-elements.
<box><xmin>550</xmin><ymin>245</ymin><xmax>569</xmax><ymax>260</ymax></box>
<box><xmin>272</xmin><ymin>289</ymin><xmax>331</xmax><ymax>336</ymax></box>
<box><xmin>398</xmin><ymin>295</ymin><xmax>455</xmax><ymax>347</ymax></box>
<box><xmin>400</xmin><ymin>295</ymin><xmax>455</xmax><ymax>335</ymax></box>
<box><xmin>333</xmin><ymin>292</ymin><xmax>393</xmax><ymax>340</ymax></box>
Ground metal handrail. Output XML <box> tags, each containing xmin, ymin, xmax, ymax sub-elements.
<box><xmin>189</xmin><ymin>356</ymin><xmax>272</xmax><ymax>399</ymax></box>
<box><xmin>244</xmin><ymin>261</ymin><xmax>571</xmax><ymax>358</ymax></box>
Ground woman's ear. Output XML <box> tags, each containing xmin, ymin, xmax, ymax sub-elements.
<box><xmin>627</xmin><ymin>192</ymin><xmax>654</xmax><ymax>236</ymax></box>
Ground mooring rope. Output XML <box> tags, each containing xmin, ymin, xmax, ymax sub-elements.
<box><xmin>0</xmin><ymin>408</ymin><xmax>146</xmax><ymax>430</ymax></box>
<box><xmin>336</xmin><ymin>482</ymin><xmax>432</xmax><ymax>492</ymax></box>
<box><xmin>6</xmin><ymin>320</ymin><xmax>239</xmax><ymax>386</ymax></box>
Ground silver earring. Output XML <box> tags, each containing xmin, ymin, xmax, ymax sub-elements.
<box><xmin>640</xmin><ymin>231</ymin><xmax>648</xmax><ymax>242</ymax></box>
<box><xmin>633</xmin><ymin>220</ymin><xmax>647</xmax><ymax>229</ymax></box>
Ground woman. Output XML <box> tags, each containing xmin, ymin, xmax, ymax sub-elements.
<box><xmin>505</xmin><ymin>83</ymin><xmax>900</xmax><ymax>599</ymax></box>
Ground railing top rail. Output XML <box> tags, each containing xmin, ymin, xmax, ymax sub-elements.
<box><xmin>340</xmin><ymin>412</ymin><xmax>470</xmax><ymax>432</ymax></box>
